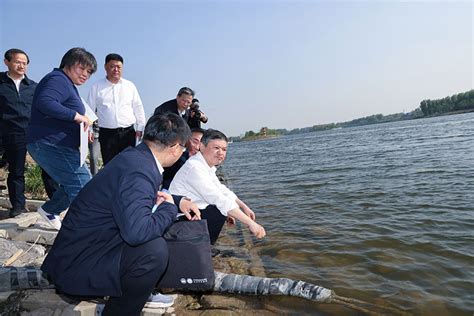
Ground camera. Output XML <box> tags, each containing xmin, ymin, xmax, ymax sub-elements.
<box><xmin>190</xmin><ymin>101</ymin><xmax>201</xmax><ymax>119</ymax></box>
<box><xmin>187</xmin><ymin>98</ymin><xmax>207</xmax><ymax>128</ymax></box>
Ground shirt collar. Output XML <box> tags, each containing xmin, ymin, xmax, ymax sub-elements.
<box><xmin>106</xmin><ymin>77</ymin><xmax>122</xmax><ymax>84</ymax></box>
<box><xmin>6</xmin><ymin>72</ymin><xmax>25</xmax><ymax>81</ymax></box>
<box><xmin>153</xmin><ymin>155</ymin><xmax>164</xmax><ymax>174</ymax></box>
<box><xmin>195</xmin><ymin>152</ymin><xmax>216</xmax><ymax>172</ymax></box>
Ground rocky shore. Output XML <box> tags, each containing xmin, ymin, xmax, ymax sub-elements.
<box><xmin>0</xmin><ymin>194</ymin><xmax>284</xmax><ymax>316</ymax></box>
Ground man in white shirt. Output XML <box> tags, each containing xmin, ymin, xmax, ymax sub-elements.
<box><xmin>170</xmin><ymin>129</ymin><xmax>266</xmax><ymax>244</ymax></box>
<box><xmin>87</xmin><ymin>53</ymin><xmax>146</xmax><ymax>165</ymax></box>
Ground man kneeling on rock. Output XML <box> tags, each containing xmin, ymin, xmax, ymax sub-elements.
<box><xmin>42</xmin><ymin>113</ymin><xmax>200</xmax><ymax>315</ymax></box>
<box><xmin>170</xmin><ymin>129</ymin><xmax>266</xmax><ymax>245</ymax></box>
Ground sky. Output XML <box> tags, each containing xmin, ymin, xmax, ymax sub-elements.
<box><xmin>0</xmin><ymin>0</ymin><xmax>472</xmax><ymax>137</ymax></box>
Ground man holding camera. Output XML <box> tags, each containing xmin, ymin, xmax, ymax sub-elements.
<box><xmin>153</xmin><ymin>87</ymin><xmax>207</xmax><ymax>128</ymax></box>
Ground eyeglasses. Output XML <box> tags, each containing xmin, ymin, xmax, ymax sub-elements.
<box><xmin>171</xmin><ymin>143</ymin><xmax>186</xmax><ymax>152</ymax></box>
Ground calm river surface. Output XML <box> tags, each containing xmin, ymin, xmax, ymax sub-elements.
<box><xmin>222</xmin><ymin>113</ymin><xmax>473</xmax><ymax>315</ymax></box>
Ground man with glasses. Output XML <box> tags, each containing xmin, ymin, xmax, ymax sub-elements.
<box><xmin>0</xmin><ymin>49</ymin><xmax>37</xmax><ymax>217</ymax></box>
<box><xmin>153</xmin><ymin>87</ymin><xmax>208</xmax><ymax>127</ymax></box>
<box><xmin>87</xmin><ymin>53</ymin><xmax>146</xmax><ymax>165</ymax></box>
<box><xmin>42</xmin><ymin>113</ymin><xmax>200</xmax><ymax>315</ymax></box>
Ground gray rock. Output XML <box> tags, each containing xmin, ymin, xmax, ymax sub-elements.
<box><xmin>13</xmin><ymin>226</ymin><xmax>58</xmax><ymax>246</ymax></box>
<box><xmin>0</xmin><ymin>238</ymin><xmax>46</xmax><ymax>267</ymax></box>
<box><xmin>200</xmin><ymin>294</ymin><xmax>247</xmax><ymax>310</ymax></box>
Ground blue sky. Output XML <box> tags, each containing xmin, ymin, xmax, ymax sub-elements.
<box><xmin>1</xmin><ymin>0</ymin><xmax>472</xmax><ymax>136</ymax></box>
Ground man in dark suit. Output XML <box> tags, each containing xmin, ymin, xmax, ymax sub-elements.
<box><xmin>153</xmin><ymin>87</ymin><xmax>208</xmax><ymax>127</ymax></box>
<box><xmin>42</xmin><ymin>113</ymin><xmax>200</xmax><ymax>315</ymax></box>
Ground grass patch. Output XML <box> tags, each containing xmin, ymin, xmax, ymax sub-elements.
<box><xmin>25</xmin><ymin>164</ymin><xmax>47</xmax><ymax>199</ymax></box>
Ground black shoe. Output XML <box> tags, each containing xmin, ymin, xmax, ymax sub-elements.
<box><xmin>211</xmin><ymin>248</ymin><xmax>221</xmax><ymax>257</ymax></box>
<box><xmin>9</xmin><ymin>208</ymin><xmax>27</xmax><ymax>218</ymax></box>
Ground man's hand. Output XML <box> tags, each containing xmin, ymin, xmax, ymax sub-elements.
<box><xmin>88</xmin><ymin>131</ymin><xmax>94</xmax><ymax>143</ymax></box>
<box><xmin>199</xmin><ymin>111</ymin><xmax>208</xmax><ymax>123</ymax></box>
<box><xmin>179</xmin><ymin>198</ymin><xmax>201</xmax><ymax>220</ymax></box>
<box><xmin>156</xmin><ymin>190</ymin><xmax>174</xmax><ymax>206</ymax></box>
<box><xmin>248</xmin><ymin>221</ymin><xmax>266</xmax><ymax>239</ymax></box>
<box><xmin>74</xmin><ymin>113</ymin><xmax>91</xmax><ymax>131</ymax></box>
<box><xmin>135</xmin><ymin>131</ymin><xmax>143</xmax><ymax>139</ymax></box>
<box><xmin>226</xmin><ymin>216</ymin><xmax>236</xmax><ymax>226</ymax></box>
<box><xmin>243</xmin><ymin>207</ymin><xmax>256</xmax><ymax>221</ymax></box>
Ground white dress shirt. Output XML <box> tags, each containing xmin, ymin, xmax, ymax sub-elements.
<box><xmin>87</xmin><ymin>77</ymin><xmax>146</xmax><ymax>131</ymax></box>
<box><xmin>169</xmin><ymin>152</ymin><xmax>238</xmax><ymax>216</ymax></box>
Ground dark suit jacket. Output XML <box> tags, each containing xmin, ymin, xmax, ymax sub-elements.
<box><xmin>0</xmin><ymin>72</ymin><xmax>37</xmax><ymax>132</ymax></box>
<box><xmin>42</xmin><ymin>142</ymin><xmax>179</xmax><ymax>296</ymax></box>
<box><xmin>153</xmin><ymin>99</ymin><xmax>189</xmax><ymax>122</ymax></box>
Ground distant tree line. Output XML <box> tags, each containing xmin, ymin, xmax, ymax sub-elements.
<box><xmin>234</xmin><ymin>89</ymin><xmax>473</xmax><ymax>141</ymax></box>
<box><xmin>419</xmin><ymin>90</ymin><xmax>474</xmax><ymax>116</ymax></box>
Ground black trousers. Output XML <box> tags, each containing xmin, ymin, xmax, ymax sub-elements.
<box><xmin>3</xmin><ymin>132</ymin><xmax>27</xmax><ymax>210</ymax></box>
<box><xmin>99</xmin><ymin>126</ymin><xmax>135</xmax><ymax>165</ymax></box>
<box><xmin>201</xmin><ymin>205</ymin><xmax>227</xmax><ymax>245</ymax></box>
<box><xmin>103</xmin><ymin>237</ymin><xmax>169</xmax><ymax>316</ymax></box>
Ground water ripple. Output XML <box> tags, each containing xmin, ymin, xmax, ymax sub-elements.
<box><xmin>223</xmin><ymin>113</ymin><xmax>474</xmax><ymax>315</ymax></box>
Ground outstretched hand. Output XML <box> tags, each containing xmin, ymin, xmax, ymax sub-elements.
<box><xmin>248</xmin><ymin>221</ymin><xmax>266</xmax><ymax>239</ymax></box>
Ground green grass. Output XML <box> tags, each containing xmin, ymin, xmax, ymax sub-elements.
<box><xmin>24</xmin><ymin>164</ymin><xmax>47</xmax><ymax>199</ymax></box>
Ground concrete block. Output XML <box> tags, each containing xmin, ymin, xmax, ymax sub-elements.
<box><xmin>21</xmin><ymin>289</ymin><xmax>72</xmax><ymax>311</ymax></box>
<box><xmin>0</xmin><ymin>290</ymin><xmax>14</xmax><ymax>303</ymax></box>
<box><xmin>1</xmin><ymin>212</ymin><xmax>39</xmax><ymax>228</ymax></box>
<box><xmin>13</xmin><ymin>227</ymin><xmax>58</xmax><ymax>246</ymax></box>
<box><xmin>0</xmin><ymin>222</ymin><xmax>20</xmax><ymax>239</ymax></box>
<box><xmin>72</xmin><ymin>300</ymin><xmax>104</xmax><ymax>316</ymax></box>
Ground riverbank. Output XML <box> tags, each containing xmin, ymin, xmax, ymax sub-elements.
<box><xmin>0</xmin><ymin>196</ymin><xmax>285</xmax><ymax>315</ymax></box>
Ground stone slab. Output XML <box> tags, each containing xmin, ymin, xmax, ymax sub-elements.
<box><xmin>21</xmin><ymin>290</ymin><xmax>72</xmax><ymax>311</ymax></box>
<box><xmin>0</xmin><ymin>197</ymin><xmax>44</xmax><ymax>211</ymax></box>
<box><xmin>1</xmin><ymin>212</ymin><xmax>40</xmax><ymax>228</ymax></box>
<box><xmin>0</xmin><ymin>290</ymin><xmax>14</xmax><ymax>303</ymax></box>
<box><xmin>13</xmin><ymin>227</ymin><xmax>58</xmax><ymax>246</ymax></box>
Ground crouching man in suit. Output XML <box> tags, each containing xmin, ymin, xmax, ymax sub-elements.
<box><xmin>42</xmin><ymin>113</ymin><xmax>200</xmax><ymax>315</ymax></box>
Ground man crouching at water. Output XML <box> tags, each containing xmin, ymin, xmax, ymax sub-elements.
<box><xmin>42</xmin><ymin>113</ymin><xmax>200</xmax><ymax>315</ymax></box>
<box><xmin>170</xmin><ymin>129</ymin><xmax>266</xmax><ymax>244</ymax></box>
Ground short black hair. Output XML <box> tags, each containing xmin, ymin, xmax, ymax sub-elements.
<box><xmin>105</xmin><ymin>53</ymin><xmax>123</xmax><ymax>64</ymax></box>
<box><xmin>144</xmin><ymin>113</ymin><xmax>191</xmax><ymax>147</ymax></box>
<box><xmin>178</xmin><ymin>87</ymin><xmax>195</xmax><ymax>97</ymax></box>
<box><xmin>201</xmin><ymin>129</ymin><xmax>228</xmax><ymax>146</ymax></box>
<box><xmin>191</xmin><ymin>127</ymin><xmax>206</xmax><ymax>134</ymax></box>
<box><xmin>4</xmin><ymin>48</ymin><xmax>30</xmax><ymax>64</ymax></box>
<box><xmin>59</xmin><ymin>47</ymin><xmax>97</xmax><ymax>74</ymax></box>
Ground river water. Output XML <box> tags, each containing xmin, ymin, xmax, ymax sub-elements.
<box><xmin>222</xmin><ymin>112</ymin><xmax>473</xmax><ymax>315</ymax></box>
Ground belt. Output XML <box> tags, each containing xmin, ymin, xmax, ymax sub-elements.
<box><xmin>100</xmin><ymin>125</ymin><xmax>134</xmax><ymax>132</ymax></box>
